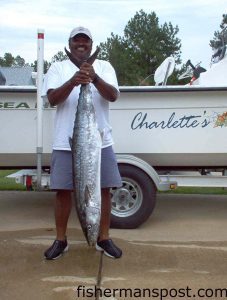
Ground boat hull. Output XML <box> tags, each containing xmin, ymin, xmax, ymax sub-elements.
<box><xmin>0</xmin><ymin>86</ymin><xmax>227</xmax><ymax>169</ymax></box>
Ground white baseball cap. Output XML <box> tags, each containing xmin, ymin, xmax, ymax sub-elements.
<box><xmin>69</xmin><ymin>26</ymin><xmax>92</xmax><ymax>40</ymax></box>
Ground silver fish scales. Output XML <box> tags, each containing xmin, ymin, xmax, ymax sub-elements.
<box><xmin>70</xmin><ymin>84</ymin><xmax>102</xmax><ymax>246</ymax></box>
<box><xmin>66</xmin><ymin>47</ymin><xmax>102</xmax><ymax>246</ymax></box>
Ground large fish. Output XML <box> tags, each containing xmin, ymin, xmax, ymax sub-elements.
<box><xmin>66</xmin><ymin>47</ymin><xmax>102</xmax><ymax>246</ymax></box>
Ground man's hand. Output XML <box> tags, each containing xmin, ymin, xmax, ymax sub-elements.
<box><xmin>71</xmin><ymin>62</ymin><xmax>96</xmax><ymax>86</ymax></box>
<box><xmin>80</xmin><ymin>62</ymin><xmax>96</xmax><ymax>82</ymax></box>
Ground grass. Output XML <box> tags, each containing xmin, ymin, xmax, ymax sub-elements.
<box><xmin>0</xmin><ymin>170</ymin><xmax>26</xmax><ymax>191</ymax></box>
<box><xmin>159</xmin><ymin>186</ymin><xmax>227</xmax><ymax>195</ymax></box>
<box><xmin>0</xmin><ymin>170</ymin><xmax>227</xmax><ymax>194</ymax></box>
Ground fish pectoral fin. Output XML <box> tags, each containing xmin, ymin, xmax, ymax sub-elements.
<box><xmin>98</xmin><ymin>129</ymin><xmax>104</xmax><ymax>142</ymax></box>
<box><xmin>84</xmin><ymin>185</ymin><xmax>91</xmax><ymax>206</ymax></box>
<box><xmin>68</xmin><ymin>137</ymin><xmax>73</xmax><ymax>150</ymax></box>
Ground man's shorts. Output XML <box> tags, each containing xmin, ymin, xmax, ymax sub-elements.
<box><xmin>50</xmin><ymin>146</ymin><xmax>122</xmax><ymax>190</ymax></box>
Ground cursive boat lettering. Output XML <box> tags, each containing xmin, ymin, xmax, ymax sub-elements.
<box><xmin>131</xmin><ymin>111</ymin><xmax>211</xmax><ymax>130</ymax></box>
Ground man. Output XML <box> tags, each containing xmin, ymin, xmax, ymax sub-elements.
<box><xmin>42</xmin><ymin>26</ymin><xmax>122</xmax><ymax>260</ymax></box>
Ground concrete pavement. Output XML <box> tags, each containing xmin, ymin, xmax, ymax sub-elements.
<box><xmin>1</xmin><ymin>191</ymin><xmax>227</xmax><ymax>299</ymax></box>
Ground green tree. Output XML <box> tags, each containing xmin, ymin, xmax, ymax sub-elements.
<box><xmin>210</xmin><ymin>14</ymin><xmax>227</xmax><ymax>49</ymax></box>
<box><xmin>0</xmin><ymin>53</ymin><xmax>28</xmax><ymax>67</ymax></box>
<box><xmin>30</xmin><ymin>60</ymin><xmax>51</xmax><ymax>73</ymax></box>
<box><xmin>0</xmin><ymin>53</ymin><xmax>15</xmax><ymax>67</ymax></box>
<box><xmin>30</xmin><ymin>50</ymin><xmax>67</xmax><ymax>73</ymax></box>
<box><xmin>98</xmin><ymin>33</ymin><xmax>132</xmax><ymax>85</ymax></box>
<box><xmin>14</xmin><ymin>55</ymin><xmax>26</xmax><ymax>66</ymax></box>
<box><xmin>98</xmin><ymin>10</ymin><xmax>181</xmax><ymax>85</ymax></box>
<box><xmin>51</xmin><ymin>50</ymin><xmax>68</xmax><ymax>63</ymax></box>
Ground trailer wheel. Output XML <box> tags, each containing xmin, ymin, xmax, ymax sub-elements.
<box><xmin>110</xmin><ymin>164</ymin><xmax>156</xmax><ymax>229</ymax></box>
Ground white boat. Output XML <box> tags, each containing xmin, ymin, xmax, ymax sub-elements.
<box><xmin>0</xmin><ymin>38</ymin><xmax>226</xmax><ymax>228</ymax></box>
<box><xmin>0</xmin><ymin>83</ymin><xmax>227</xmax><ymax>168</ymax></box>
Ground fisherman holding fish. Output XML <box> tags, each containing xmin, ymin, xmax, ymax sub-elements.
<box><xmin>42</xmin><ymin>26</ymin><xmax>122</xmax><ymax>260</ymax></box>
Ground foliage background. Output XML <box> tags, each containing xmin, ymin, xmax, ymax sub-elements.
<box><xmin>0</xmin><ymin>12</ymin><xmax>226</xmax><ymax>86</ymax></box>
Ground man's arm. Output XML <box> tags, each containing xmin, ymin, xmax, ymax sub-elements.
<box><xmin>79</xmin><ymin>62</ymin><xmax>118</xmax><ymax>102</ymax></box>
<box><xmin>47</xmin><ymin>78</ymin><xmax>75</xmax><ymax>106</ymax></box>
<box><xmin>92</xmin><ymin>74</ymin><xmax>118</xmax><ymax>102</ymax></box>
<box><xmin>47</xmin><ymin>62</ymin><xmax>118</xmax><ymax>106</ymax></box>
<box><xmin>47</xmin><ymin>67</ymin><xmax>91</xmax><ymax>106</ymax></box>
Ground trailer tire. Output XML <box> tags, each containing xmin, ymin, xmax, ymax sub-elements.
<box><xmin>110</xmin><ymin>164</ymin><xmax>156</xmax><ymax>229</ymax></box>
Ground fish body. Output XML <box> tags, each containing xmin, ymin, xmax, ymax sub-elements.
<box><xmin>70</xmin><ymin>84</ymin><xmax>102</xmax><ymax>246</ymax></box>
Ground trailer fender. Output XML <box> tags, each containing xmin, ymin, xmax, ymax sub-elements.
<box><xmin>116</xmin><ymin>154</ymin><xmax>175</xmax><ymax>191</ymax></box>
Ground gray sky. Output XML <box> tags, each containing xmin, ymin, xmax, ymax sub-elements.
<box><xmin>0</xmin><ymin>0</ymin><xmax>226</xmax><ymax>69</ymax></box>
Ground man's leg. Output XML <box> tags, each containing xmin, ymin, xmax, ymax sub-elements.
<box><xmin>44</xmin><ymin>190</ymin><xmax>72</xmax><ymax>259</ymax></box>
<box><xmin>96</xmin><ymin>188</ymin><xmax>122</xmax><ymax>258</ymax></box>
<box><xmin>55</xmin><ymin>190</ymin><xmax>72</xmax><ymax>240</ymax></box>
<box><xmin>99</xmin><ymin>188</ymin><xmax>111</xmax><ymax>241</ymax></box>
